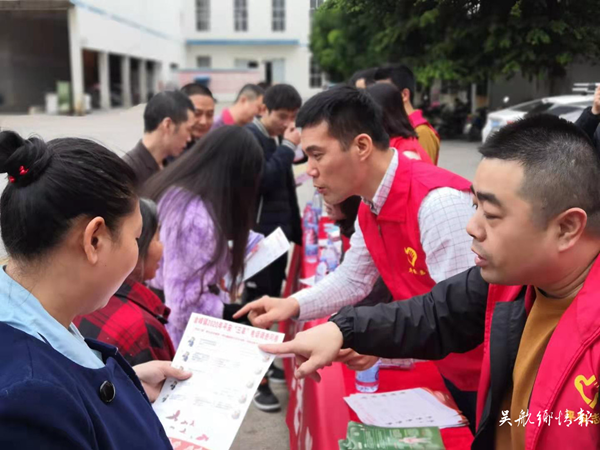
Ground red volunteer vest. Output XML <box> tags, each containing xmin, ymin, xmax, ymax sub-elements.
<box><xmin>409</xmin><ymin>110</ymin><xmax>440</xmax><ymax>140</ymax></box>
<box><xmin>477</xmin><ymin>259</ymin><xmax>600</xmax><ymax>448</ymax></box>
<box><xmin>358</xmin><ymin>154</ymin><xmax>483</xmax><ymax>392</ymax></box>
<box><xmin>390</xmin><ymin>136</ymin><xmax>433</xmax><ymax>165</ymax></box>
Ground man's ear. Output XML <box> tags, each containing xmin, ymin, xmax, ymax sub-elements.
<box><xmin>401</xmin><ymin>88</ymin><xmax>411</xmax><ymax>104</ymax></box>
<box><xmin>554</xmin><ymin>208</ymin><xmax>587</xmax><ymax>253</ymax></box>
<box><xmin>354</xmin><ymin>133</ymin><xmax>374</xmax><ymax>162</ymax></box>
<box><xmin>161</xmin><ymin>117</ymin><xmax>173</xmax><ymax>133</ymax></box>
<box><xmin>82</xmin><ymin>217</ymin><xmax>108</xmax><ymax>265</ymax></box>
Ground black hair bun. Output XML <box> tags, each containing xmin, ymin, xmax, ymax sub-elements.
<box><xmin>0</xmin><ymin>131</ymin><xmax>53</xmax><ymax>187</ymax></box>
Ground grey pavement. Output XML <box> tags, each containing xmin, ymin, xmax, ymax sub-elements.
<box><xmin>0</xmin><ymin>108</ymin><xmax>481</xmax><ymax>448</ymax></box>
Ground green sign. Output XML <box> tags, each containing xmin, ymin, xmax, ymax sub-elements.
<box><xmin>339</xmin><ymin>422</ymin><xmax>446</xmax><ymax>450</ymax></box>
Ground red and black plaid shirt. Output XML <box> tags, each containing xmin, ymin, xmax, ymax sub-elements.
<box><xmin>75</xmin><ymin>278</ymin><xmax>176</xmax><ymax>366</ymax></box>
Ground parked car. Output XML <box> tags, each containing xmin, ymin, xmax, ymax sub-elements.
<box><xmin>482</xmin><ymin>94</ymin><xmax>594</xmax><ymax>142</ymax></box>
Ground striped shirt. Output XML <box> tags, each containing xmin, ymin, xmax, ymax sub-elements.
<box><xmin>294</xmin><ymin>150</ymin><xmax>475</xmax><ymax>321</ymax></box>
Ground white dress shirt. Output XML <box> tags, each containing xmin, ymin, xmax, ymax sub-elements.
<box><xmin>294</xmin><ymin>150</ymin><xmax>475</xmax><ymax>321</ymax></box>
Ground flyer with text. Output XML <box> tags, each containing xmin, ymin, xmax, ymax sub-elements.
<box><xmin>153</xmin><ymin>313</ymin><xmax>284</xmax><ymax>450</ymax></box>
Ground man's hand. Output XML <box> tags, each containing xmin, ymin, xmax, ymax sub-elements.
<box><xmin>260</xmin><ymin>322</ymin><xmax>344</xmax><ymax>381</ymax></box>
<box><xmin>133</xmin><ymin>361</ymin><xmax>192</xmax><ymax>403</ymax></box>
<box><xmin>592</xmin><ymin>85</ymin><xmax>600</xmax><ymax>116</ymax></box>
<box><xmin>233</xmin><ymin>296</ymin><xmax>300</xmax><ymax>329</ymax></box>
<box><xmin>284</xmin><ymin>123</ymin><xmax>301</xmax><ymax>146</ymax></box>
<box><xmin>336</xmin><ymin>349</ymin><xmax>379</xmax><ymax>372</ymax></box>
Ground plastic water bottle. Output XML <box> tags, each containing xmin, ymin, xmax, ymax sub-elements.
<box><xmin>304</xmin><ymin>228</ymin><xmax>318</xmax><ymax>264</ymax></box>
<box><xmin>355</xmin><ymin>359</ymin><xmax>381</xmax><ymax>393</ymax></box>
<box><xmin>314</xmin><ymin>255</ymin><xmax>328</xmax><ymax>283</ymax></box>
<box><xmin>312</xmin><ymin>190</ymin><xmax>323</xmax><ymax>219</ymax></box>
<box><xmin>323</xmin><ymin>239</ymin><xmax>340</xmax><ymax>272</ymax></box>
<box><xmin>303</xmin><ymin>202</ymin><xmax>314</xmax><ymax>231</ymax></box>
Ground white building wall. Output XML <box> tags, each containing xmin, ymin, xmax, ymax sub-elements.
<box><xmin>183</xmin><ymin>0</ymin><xmax>324</xmax><ymax>99</ymax></box>
<box><xmin>72</xmin><ymin>0</ymin><xmax>186</xmax><ymax>82</ymax></box>
<box><xmin>184</xmin><ymin>0</ymin><xmax>309</xmax><ymax>42</ymax></box>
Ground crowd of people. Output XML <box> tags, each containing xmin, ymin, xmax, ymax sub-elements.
<box><xmin>1</xmin><ymin>61</ymin><xmax>600</xmax><ymax>449</ymax></box>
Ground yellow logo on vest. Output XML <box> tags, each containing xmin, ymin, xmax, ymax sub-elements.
<box><xmin>575</xmin><ymin>374</ymin><xmax>599</xmax><ymax>409</ymax></box>
<box><xmin>404</xmin><ymin>247</ymin><xmax>427</xmax><ymax>276</ymax></box>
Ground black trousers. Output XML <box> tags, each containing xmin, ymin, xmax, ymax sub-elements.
<box><xmin>243</xmin><ymin>253</ymin><xmax>289</xmax><ymax>304</ymax></box>
<box><xmin>442</xmin><ymin>376</ymin><xmax>477</xmax><ymax>435</ymax></box>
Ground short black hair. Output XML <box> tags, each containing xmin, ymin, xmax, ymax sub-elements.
<box><xmin>263</xmin><ymin>84</ymin><xmax>302</xmax><ymax>112</ymax></box>
<box><xmin>296</xmin><ymin>85</ymin><xmax>390</xmax><ymax>150</ymax></box>
<box><xmin>144</xmin><ymin>91</ymin><xmax>195</xmax><ymax>133</ymax></box>
<box><xmin>480</xmin><ymin>115</ymin><xmax>600</xmax><ymax>233</ymax></box>
<box><xmin>235</xmin><ymin>84</ymin><xmax>264</xmax><ymax>103</ymax></box>
<box><xmin>181</xmin><ymin>83</ymin><xmax>214</xmax><ymax>99</ymax></box>
<box><xmin>349</xmin><ymin>68</ymin><xmax>377</xmax><ymax>88</ymax></box>
<box><xmin>374</xmin><ymin>64</ymin><xmax>416</xmax><ymax>104</ymax></box>
<box><xmin>0</xmin><ymin>131</ymin><xmax>137</xmax><ymax>261</ymax></box>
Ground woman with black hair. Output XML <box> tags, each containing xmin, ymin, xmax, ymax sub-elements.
<box><xmin>0</xmin><ymin>131</ymin><xmax>189</xmax><ymax>448</ymax></box>
<box><xmin>367</xmin><ymin>83</ymin><xmax>433</xmax><ymax>164</ymax></box>
<box><xmin>146</xmin><ymin>125</ymin><xmax>264</xmax><ymax>349</ymax></box>
<box><xmin>75</xmin><ymin>198</ymin><xmax>176</xmax><ymax>366</ymax></box>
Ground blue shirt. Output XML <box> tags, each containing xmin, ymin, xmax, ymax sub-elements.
<box><xmin>0</xmin><ymin>266</ymin><xmax>104</xmax><ymax>368</ymax></box>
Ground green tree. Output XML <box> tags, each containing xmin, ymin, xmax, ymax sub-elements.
<box><xmin>310</xmin><ymin>0</ymin><xmax>382</xmax><ymax>83</ymax></box>
<box><xmin>311</xmin><ymin>0</ymin><xmax>600</xmax><ymax>89</ymax></box>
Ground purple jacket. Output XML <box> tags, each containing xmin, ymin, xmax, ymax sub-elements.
<box><xmin>149</xmin><ymin>188</ymin><xmax>230</xmax><ymax>349</ymax></box>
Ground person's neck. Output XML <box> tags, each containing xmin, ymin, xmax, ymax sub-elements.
<box><xmin>359</xmin><ymin>148</ymin><xmax>395</xmax><ymax>202</ymax></box>
<box><xmin>142</xmin><ymin>133</ymin><xmax>168</xmax><ymax>168</ymax></box>
<box><xmin>259</xmin><ymin>117</ymin><xmax>277</xmax><ymax>137</ymax></box>
<box><xmin>5</xmin><ymin>260</ymin><xmax>78</xmax><ymax>329</ymax></box>
<box><xmin>228</xmin><ymin>103</ymin><xmax>245</xmax><ymax>126</ymax></box>
<box><xmin>538</xmin><ymin>251</ymin><xmax>599</xmax><ymax>300</ymax></box>
<box><xmin>404</xmin><ymin>102</ymin><xmax>415</xmax><ymax>116</ymax></box>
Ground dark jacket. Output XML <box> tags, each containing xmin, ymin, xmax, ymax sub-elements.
<box><xmin>0</xmin><ymin>322</ymin><xmax>171</xmax><ymax>449</ymax></box>
<box><xmin>575</xmin><ymin>107</ymin><xmax>600</xmax><ymax>151</ymax></box>
<box><xmin>246</xmin><ymin>122</ymin><xmax>302</xmax><ymax>245</ymax></box>
<box><xmin>330</xmin><ymin>267</ymin><xmax>498</xmax><ymax>449</ymax></box>
<box><xmin>123</xmin><ymin>140</ymin><xmax>160</xmax><ymax>190</ymax></box>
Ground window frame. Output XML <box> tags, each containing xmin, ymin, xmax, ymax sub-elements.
<box><xmin>234</xmin><ymin>0</ymin><xmax>248</xmax><ymax>32</ymax></box>
<box><xmin>309</xmin><ymin>56</ymin><xmax>323</xmax><ymax>89</ymax></box>
<box><xmin>196</xmin><ymin>56</ymin><xmax>212</xmax><ymax>69</ymax></box>
<box><xmin>196</xmin><ymin>0</ymin><xmax>210</xmax><ymax>31</ymax></box>
<box><xmin>272</xmin><ymin>0</ymin><xmax>286</xmax><ymax>32</ymax></box>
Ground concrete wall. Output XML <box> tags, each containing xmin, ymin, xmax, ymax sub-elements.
<box><xmin>185</xmin><ymin>44</ymin><xmax>320</xmax><ymax>100</ymax></box>
<box><xmin>488</xmin><ymin>60</ymin><xmax>600</xmax><ymax>110</ymax></box>
<box><xmin>178</xmin><ymin>69</ymin><xmax>262</xmax><ymax>99</ymax></box>
<box><xmin>0</xmin><ymin>10</ymin><xmax>70</xmax><ymax>112</ymax></box>
<box><xmin>72</xmin><ymin>0</ymin><xmax>186</xmax><ymax>83</ymax></box>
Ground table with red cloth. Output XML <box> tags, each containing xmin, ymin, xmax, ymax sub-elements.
<box><xmin>280</xmin><ymin>218</ymin><xmax>474</xmax><ymax>450</ymax></box>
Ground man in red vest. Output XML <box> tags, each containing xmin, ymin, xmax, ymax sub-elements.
<box><xmin>236</xmin><ymin>86</ymin><xmax>482</xmax><ymax>428</ymax></box>
<box><xmin>258</xmin><ymin>115</ymin><xmax>600</xmax><ymax>449</ymax></box>
<box><xmin>374</xmin><ymin>64</ymin><xmax>441</xmax><ymax>165</ymax></box>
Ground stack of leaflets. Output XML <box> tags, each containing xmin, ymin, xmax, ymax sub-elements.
<box><xmin>344</xmin><ymin>388</ymin><xmax>468</xmax><ymax>429</ymax></box>
<box><xmin>338</xmin><ymin>422</ymin><xmax>446</xmax><ymax>449</ymax></box>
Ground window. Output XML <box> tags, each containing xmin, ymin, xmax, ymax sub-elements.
<box><xmin>234</xmin><ymin>0</ymin><xmax>248</xmax><ymax>32</ymax></box>
<box><xmin>309</xmin><ymin>57</ymin><xmax>323</xmax><ymax>88</ymax></box>
<box><xmin>272</xmin><ymin>0</ymin><xmax>285</xmax><ymax>32</ymax></box>
<box><xmin>234</xmin><ymin>59</ymin><xmax>259</xmax><ymax>69</ymax></box>
<box><xmin>196</xmin><ymin>0</ymin><xmax>210</xmax><ymax>31</ymax></box>
<box><xmin>196</xmin><ymin>56</ymin><xmax>211</xmax><ymax>68</ymax></box>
